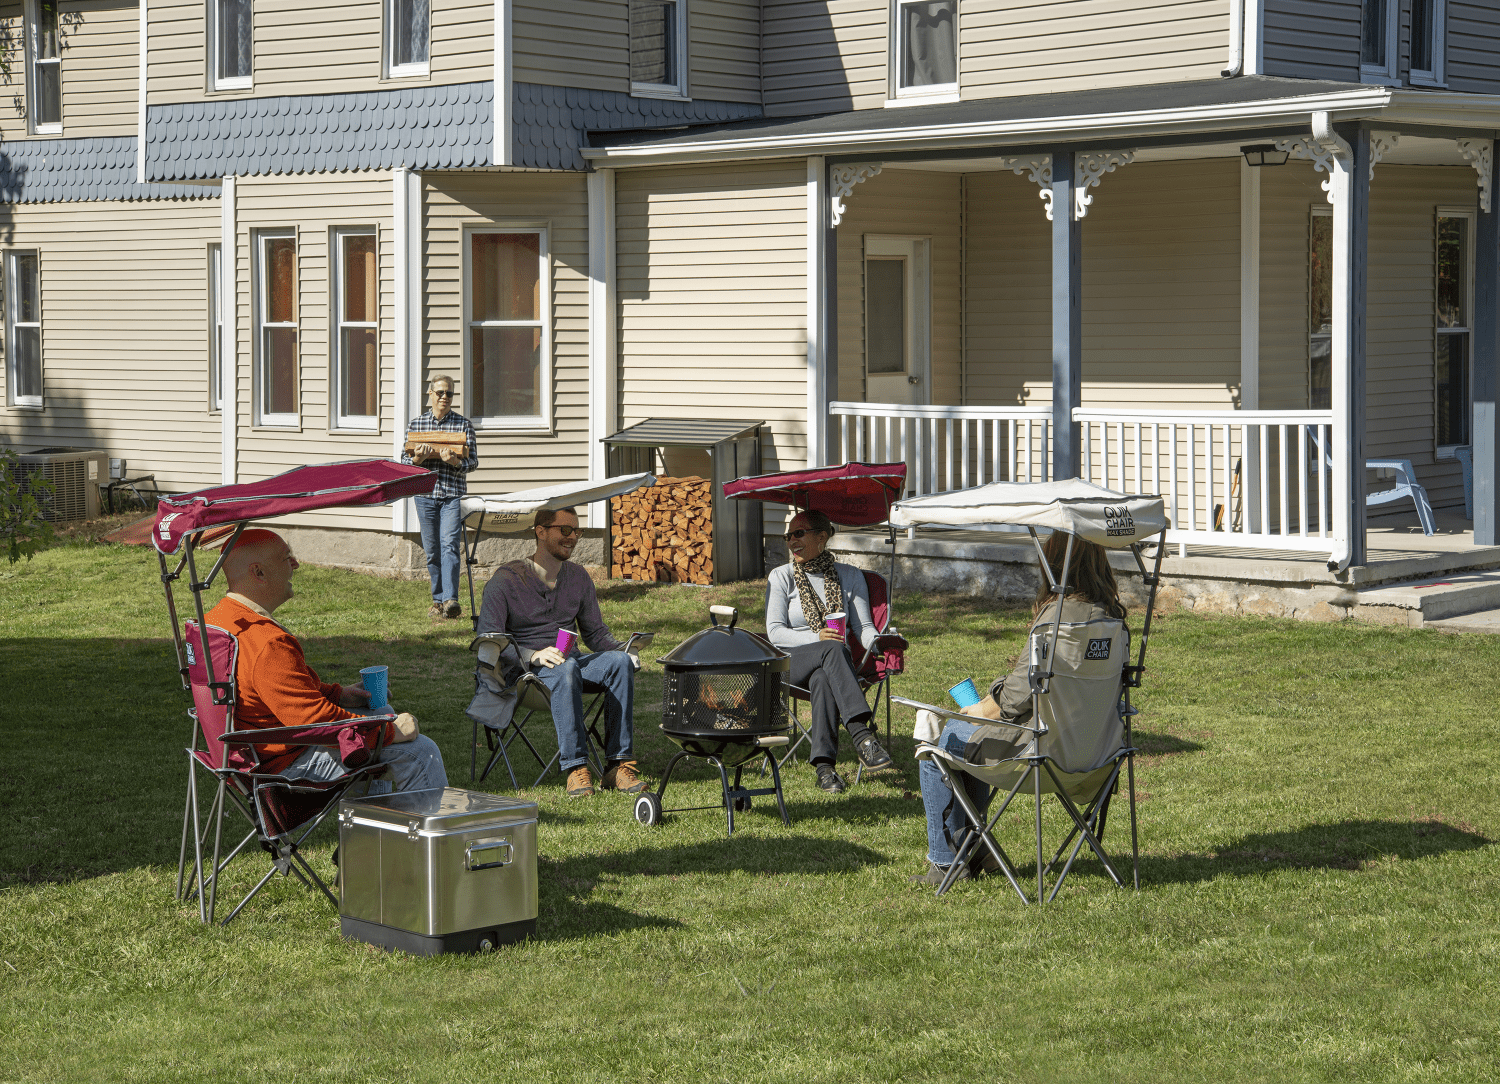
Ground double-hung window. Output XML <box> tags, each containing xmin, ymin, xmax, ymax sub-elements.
<box><xmin>6</xmin><ymin>251</ymin><xmax>43</xmax><ymax>409</ymax></box>
<box><xmin>27</xmin><ymin>0</ymin><xmax>61</xmax><ymax>133</ymax></box>
<box><xmin>212</xmin><ymin>0</ymin><xmax>253</xmax><ymax>91</ymax></box>
<box><xmin>1436</xmin><ymin>211</ymin><xmax>1472</xmax><ymax>450</ymax></box>
<box><xmin>208</xmin><ymin>244</ymin><xmax>223</xmax><ymax>412</ymax></box>
<box><xmin>1410</xmin><ymin>0</ymin><xmax>1447</xmax><ymax>87</ymax></box>
<box><xmin>256</xmin><ymin>231</ymin><xmax>298</xmax><ymax>426</ymax></box>
<box><xmin>466</xmin><ymin>228</ymin><xmax>549</xmax><ymax>429</ymax></box>
<box><xmin>630</xmin><ymin>0</ymin><xmax>688</xmax><ymax>98</ymax></box>
<box><xmin>1360</xmin><ymin>0</ymin><xmax>1399</xmax><ymax>83</ymax></box>
<box><xmin>386</xmin><ymin>0</ymin><xmax>430</xmax><ymax>78</ymax></box>
<box><xmin>334</xmin><ymin>230</ymin><xmax>379</xmax><ymax>430</ymax></box>
<box><xmin>891</xmin><ymin>0</ymin><xmax>957</xmax><ymax>103</ymax></box>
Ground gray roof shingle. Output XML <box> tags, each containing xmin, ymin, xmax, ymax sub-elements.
<box><xmin>0</xmin><ymin>137</ymin><xmax>215</xmax><ymax>203</ymax></box>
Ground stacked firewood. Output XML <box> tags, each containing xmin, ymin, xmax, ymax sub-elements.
<box><xmin>611</xmin><ymin>476</ymin><xmax>714</xmax><ymax>584</ymax></box>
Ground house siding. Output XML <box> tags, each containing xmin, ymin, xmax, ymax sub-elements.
<box><xmin>0</xmin><ymin>199</ymin><xmax>224</xmax><ymax>494</ymax></box>
<box><xmin>1447</xmin><ymin>1</ymin><xmax>1500</xmax><ymax>94</ymax></box>
<box><xmin>512</xmin><ymin>0</ymin><xmax>628</xmax><ymax>92</ymax></box>
<box><xmin>762</xmin><ymin>0</ymin><xmax>888</xmax><ymax>116</ymax></box>
<box><xmin>0</xmin><ymin>0</ymin><xmax>140</xmax><ymax>141</ymax></box>
<box><xmin>616</xmin><ymin>160</ymin><xmax>810</xmax><ymax>475</ymax></box>
<box><xmin>1261</xmin><ymin>0</ymin><xmax>1361</xmax><ymax>82</ymax></box>
<box><xmin>690</xmin><ymin>0</ymin><xmax>763</xmax><ymax>104</ymax></box>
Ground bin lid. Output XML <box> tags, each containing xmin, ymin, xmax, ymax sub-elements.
<box><xmin>342</xmin><ymin>787</ymin><xmax>538</xmax><ymax>831</ymax></box>
<box><xmin>602</xmin><ymin>418</ymin><xmax>763</xmax><ymax>448</ymax></box>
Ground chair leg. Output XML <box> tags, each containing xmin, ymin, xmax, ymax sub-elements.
<box><xmin>207</xmin><ymin>780</ymin><xmax>228</xmax><ymax>925</ymax></box>
<box><xmin>177</xmin><ymin>757</ymin><xmax>195</xmax><ymax>901</ymax></box>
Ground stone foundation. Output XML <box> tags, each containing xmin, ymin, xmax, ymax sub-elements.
<box><xmin>274</xmin><ymin>524</ymin><xmax>604</xmax><ymax>580</ymax></box>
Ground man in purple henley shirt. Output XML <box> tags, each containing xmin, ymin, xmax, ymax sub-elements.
<box><xmin>477</xmin><ymin>506</ymin><xmax>645</xmax><ymax>798</ymax></box>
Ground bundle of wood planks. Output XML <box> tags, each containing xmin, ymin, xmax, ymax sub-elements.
<box><xmin>611</xmin><ymin>476</ymin><xmax>714</xmax><ymax>584</ymax></box>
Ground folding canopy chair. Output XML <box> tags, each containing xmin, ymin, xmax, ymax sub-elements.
<box><xmin>147</xmin><ymin>459</ymin><xmax>437</xmax><ymax>925</ymax></box>
<box><xmin>888</xmin><ymin>479</ymin><xmax>1169</xmax><ymax>904</ymax></box>
<box><xmin>457</xmin><ymin>474</ymin><xmax>658</xmax><ymax>786</ymax></box>
<box><xmin>724</xmin><ymin>462</ymin><xmax>910</xmax><ymax>780</ymax></box>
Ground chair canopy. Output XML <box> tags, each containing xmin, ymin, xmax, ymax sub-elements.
<box><xmin>152</xmin><ymin>460</ymin><xmax>435</xmax><ymax>554</ymax></box>
<box><xmin>888</xmin><ymin>478</ymin><xmax>1168</xmax><ymax>548</ymax></box>
<box><xmin>460</xmin><ymin>472</ymin><xmax>656</xmax><ymax>534</ymax></box>
<box><xmin>723</xmin><ymin>462</ymin><xmax>906</xmax><ymax>528</ymax></box>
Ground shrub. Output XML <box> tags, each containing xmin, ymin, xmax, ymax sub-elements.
<box><xmin>1</xmin><ymin>446</ymin><xmax>56</xmax><ymax>564</ymax></box>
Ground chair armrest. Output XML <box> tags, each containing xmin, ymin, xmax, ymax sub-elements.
<box><xmin>469</xmin><ymin>632</ymin><xmax>512</xmax><ymax>654</ymax></box>
<box><xmin>872</xmin><ymin>632</ymin><xmax>909</xmax><ymax>653</ymax></box>
<box><xmin>220</xmin><ymin>716</ymin><xmax>392</xmax><ymax>747</ymax></box>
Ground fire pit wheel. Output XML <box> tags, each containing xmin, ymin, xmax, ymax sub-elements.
<box><xmin>634</xmin><ymin>792</ymin><xmax>662</xmax><ymax>827</ymax></box>
<box><xmin>733</xmin><ymin>796</ymin><xmax>752</xmax><ymax>813</ymax></box>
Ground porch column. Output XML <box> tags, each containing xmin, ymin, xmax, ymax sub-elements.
<box><xmin>1051</xmin><ymin>149</ymin><xmax>1082</xmax><ymax>479</ymax></box>
<box><xmin>587</xmin><ymin>167</ymin><xmax>618</xmax><ymax>497</ymax></box>
<box><xmin>1474</xmin><ymin>147</ymin><xmax>1500</xmax><ymax>544</ymax></box>
<box><xmin>806</xmin><ymin>156</ymin><xmax>834</xmax><ymax>468</ymax></box>
<box><xmin>1328</xmin><ymin>119</ymin><xmax>1370</xmax><ymax>568</ymax></box>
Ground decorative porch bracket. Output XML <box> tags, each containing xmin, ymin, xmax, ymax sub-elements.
<box><xmin>1457</xmin><ymin>138</ymin><xmax>1493</xmax><ymax>214</ymax></box>
<box><xmin>829</xmin><ymin>163</ymin><xmax>882</xmax><ymax>228</ymax></box>
<box><xmin>999</xmin><ymin>151</ymin><xmax>1135</xmax><ymax>221</ymax></box>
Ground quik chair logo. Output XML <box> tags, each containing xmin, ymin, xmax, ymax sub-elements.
<box><xmin>1086</xmin><ymin>638</ymin><xmax>1112</xmax><ymax>660</ymax></box>
<box><xmin>1104</xmin><ymin>505</ymin><xmax>1135</xmax><ymax>538</ymax></box>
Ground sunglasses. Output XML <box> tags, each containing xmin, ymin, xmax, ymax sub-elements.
<box><xmin>546</xmin><ymin>525</ymin><xmax>580</xmax><ymax>538</ymax></box>
<box><xmin>433</xmin><ymin>390</ymin><xmax>453</xmax><ymax>398</ymax></box>
<box><xmin>784</xmin><ymin>528</ymin><xmax>823</xmax><ymax>541</ymax></box>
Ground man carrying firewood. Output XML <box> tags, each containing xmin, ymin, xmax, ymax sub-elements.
<box><xmin>402</xmin><ymin>374</ymin><xmax>478</xmax><ymax>619</ymax></box>
<box><xmin>477</xmin><ymin>507</ymin><xmax>647</xmax><ymax>799</ymax></box>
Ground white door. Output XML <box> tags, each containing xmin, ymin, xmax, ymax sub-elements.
<box><xmin>864</xmin><ymin>236</ymin><xmax>930</xmax><ymax>405</ymax></box>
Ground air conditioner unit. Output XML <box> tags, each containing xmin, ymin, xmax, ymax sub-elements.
<box><xmin>12</xmin><ymin>447</ymin><xmax>107</xmax><ymax>522</ymax></box>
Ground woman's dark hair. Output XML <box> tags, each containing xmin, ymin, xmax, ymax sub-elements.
<box><xmin>1032</xmin><ymin>531</ymin><xmax>1126</xmax><ymax>620</ymax></box>
<box><xmin>797</xmin><ymin>509</ymin><xmax>836</xmax><ymax>537</ymax></box>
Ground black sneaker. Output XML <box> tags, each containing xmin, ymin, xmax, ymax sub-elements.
<box><xmin>854</xmin><ymin>734</ymin><xmax>895</xmax><ymax>773</ymax></box>
<box><xmin>443</xmin><ymin>599</ymin><xmax>462</xmax><ymax>619</ymax></box>
<box><xmin>909</xmin><ymin>861</ymin><xmax>972</xmax><ymax>886</ymax></box>
<box><xmin>814</xmin><ymin>763</ymin><xmax>846</xmax><ymax>793</ymax></box>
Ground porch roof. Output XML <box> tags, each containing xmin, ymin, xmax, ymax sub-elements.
<box><xmin>582</xmin><ymin>76</ymin><xmax>1500</xmax><ymax>167</ymax></box>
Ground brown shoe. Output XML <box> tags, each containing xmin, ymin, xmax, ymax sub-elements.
<box><xmin>601</xmin><ymin>760</ymin><xmax>647</xmax><ymax>795</ymax></box>
<box><xmin>565</xmin><ymin>766</ymin><xmax>595</xmax><ymax>798</ymax></box>
<box><xmin>427</xmin><ymin>602</ymin><xmax>445</xmax><ymax>618</ymax></box>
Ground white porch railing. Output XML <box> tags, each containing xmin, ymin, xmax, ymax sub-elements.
<box><xmin>830</xmin><ymin>401</ymin><xmax>1054</xmax><ymax>496</ymax></box>
<box><xmin>1075</xmin><ymin>408</ymin><xmax>1341</xmax><ymax>555</ymax></box>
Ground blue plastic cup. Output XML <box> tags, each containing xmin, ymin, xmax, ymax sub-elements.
<box><xmin>948</xmin><ymin>678</ymin><xmax>980</xmax><ymax>709</ymax></box>
<box><xmin>359</xmin><ymin>665</ymin><xmax>389</xmax><ymax>709</ymax></box>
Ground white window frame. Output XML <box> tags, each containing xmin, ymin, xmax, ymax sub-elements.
<box><xmin>464</xmin><ymin>224</ymin><xmax>552</xmax><ymax>433</ymax></box>
<box><xmin>254</xmin><ymin>229</ymin><xmax>299</xmax><ymax>429</ymax></box>
<box><xmin>629</xmin><ymin>0</ymin><xmax>690</xmax><ymax>101</ymax></box>
<box><xmin>1435</xmin><ymin>206</ymin><xmax>1474</xmax><ymax>455</ymax></box>
<box><xmin>5</xmin><ymin>250</ymin><xmax>43</xmax><ymax>410</ymax></box>
<box><xmin>384</xmin><ymin>0</ymin><xmax>431</xmax><ymax>79</ymax></box>
<box><xmin>889</xmin><ymin>0</ymin><xmax>959</xmax><ymax>106</ymax></box>
<box><xmin>208</xmin><ymin>243</ymin><xmax>223</xmax><ymax>412</ymax></box>
<box><xmin>1360</xmin><ymin>0</ymin><xmax>1400</xmax><ymax>85</ymax></box>
<box><xmin>26</xmin><ymin>0</ymin><xmax>62</xmax><ymax>135</ymax></box>
<box><xmin>332</xmin><ymin>227</ymin><xmax>381</xmax><ymax>432</ymax></box>
<box><xmin>1410</xmin><ymin>0</ymin><xmax>1447</xmax><ymax>88</ymax></box>
<box><xmin>209</xmin><ymin>0</ymin><xmax>254</xmax><ymax>92</ymax></box>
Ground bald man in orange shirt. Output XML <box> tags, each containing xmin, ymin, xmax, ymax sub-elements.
<box><xmin>203</xmin><ymin>529</ymin><xmax>447</xmax><ymax>793</ymax></box>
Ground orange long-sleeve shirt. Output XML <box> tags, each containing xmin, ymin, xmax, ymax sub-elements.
<box><xmin>204</xmin><ymin>595</ymin><xmax>390</xmax><ymax>774</ymax></box>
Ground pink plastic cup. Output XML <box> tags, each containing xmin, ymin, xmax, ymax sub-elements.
<box><xmin>824</xmin><ymin>611</ymin><xmax>847</xmax><ymax>637</ymax></box>
<box><xmin>555</xmin><ymin>629</ymin><xmax>578</xmax><ymax>655</ymax></box>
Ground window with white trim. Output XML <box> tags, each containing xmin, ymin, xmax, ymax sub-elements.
<box><xmin>208</xmin><ymin>243</ymin><xmax>223</xmax><ymax>412</ymax></box>
<box><xmin>334</xmin><ymin>229</ymin><xmax>379</xmax><ymax>431</ymax></box>
<box><xmin>6</xmin><ymin>251</ymin><xmax>43</xmax><ymax>409</ymax></box>
<box><xmin>255</xmin><ymin>230</ymin><xmax>298</xmax><ymax>426</ymax></box>
<box><xmin>630</xmin><ymin>0</ymin><xmax>688</xmax><ymax>98</ymax></box>
<box><xmin>27</xmin><ymin>0</ymin><xmax>61</xmax><ymax>133</ymax></box>
<box><xmin>1360</xmin><ymin>0</ymin><xmax>1399</xmax><ymax>84</ymax></box>
<box><xmin>211</xmin><ymin>0</ymin><xmax>253</xmax><ymax>91</ymax></box>
<box><xmin>466</xmin><ymin>227</ymin><xmax>550</xmax><ymax>428</ymax></box>
<box><xmin>1436</xmin><ymin>210</ymin><xmax>1472</xmax><ymax>449</ymax></box>
<box><xmin>892</xmin><ymin>0</ymin><xmax>957</xmax><ymax>101</ymax></box>
<box><xmin>386</xmin><ymin>0</ymin><xmax>430</xmax><ymax>77</ymax></box>
<box><xmin>1410</xmin><ymin>0</ymin><xmax>1447</xmax><ymax>87</ymax></box>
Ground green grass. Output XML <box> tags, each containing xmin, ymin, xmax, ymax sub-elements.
<box><xmin>2</xmin><ymin>529</ymin><xmax>1499</xmax><ymax>1083</ymax></box>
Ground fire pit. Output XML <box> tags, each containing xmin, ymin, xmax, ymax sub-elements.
<box><xmin>633</xmin><ymin>605</ymin><xmax>792</xmax><ymax>836</ymax></box>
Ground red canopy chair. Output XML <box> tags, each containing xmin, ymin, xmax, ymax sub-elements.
<box><xmin>148</xmin><ymin>460</ymin><xmax>436</xmax><ymax>925</ymax></box>
<box><xmin>723</xmin><ymin>462</ymin><xmax>910</xmax><ymax>780</ymax></box>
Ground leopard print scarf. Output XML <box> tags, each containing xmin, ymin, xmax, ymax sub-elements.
<box><xmin>791</xmin><ymin>549</ymin><xmax>844</xmax><ymax>632</ymax></box>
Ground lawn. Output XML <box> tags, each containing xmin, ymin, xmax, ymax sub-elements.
<box><xmin>1</xmin><ymin>527</ymin><xmax>1498</xmax><ymax>1083</ymax></box>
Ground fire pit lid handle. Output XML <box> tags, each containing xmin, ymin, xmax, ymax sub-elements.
<box><xmin>709</xmin><ymin>605</ymin><xmax>738</xmax><ymax>629</ymax></box>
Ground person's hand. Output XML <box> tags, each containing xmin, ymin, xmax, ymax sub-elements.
<box><xmin>532</xmin><ymin>647</ymin><xmax>566</xmax><ymax>669</ymax></box>
<box><xmin>438</xmin><ymin>445</ymin><xmax>461</xmax><ymax>465</ymax></box>
<box><xmin>818</xmin><ymin>628</ymin><xmax>844</xmax><ymax>642</ymax></box>
<box><xmin>414</xmin><ymin>442</ymin><xmax>437</xmax><ymax>462</ymax></box>
<box><xmin>338</xmin><ymin>683</ymin><xmax>372</xmax><ymax>710</ymax></box>
<box><xmin>390</xmin><ymin>713</ymin><xmax>420</xmax><ymax>743</ymax></box>
<box><xmin>962</xmin><ymin>694</ymin><xmax>1004</xmax><ymax>721</ymax></box>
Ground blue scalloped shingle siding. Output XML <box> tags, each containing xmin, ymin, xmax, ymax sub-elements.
<box><xmin>512</xmin><ymin>82</ymin><xmax>761</xmax><ymax>170</ymax></box>
<box><xmin>145</xmin><ymin>81</ymin><xmax>495</xmax><ymax>181</ymax></box>
<box><xmin>0</xmin><ymin>137</ymin><xmax>214</xmax><ymax>203</ymax></box>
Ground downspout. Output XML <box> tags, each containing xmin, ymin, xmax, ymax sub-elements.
<box><xmin>1222</xmin><ymin>0</ymin><xmax>1245</xmax><ymax>77</ymax></box>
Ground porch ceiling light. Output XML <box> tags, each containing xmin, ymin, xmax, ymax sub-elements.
<box><xmin>1241</xmin><ymin>144</ymin><xmax>1290</xmax><ymax>167</ymax></box>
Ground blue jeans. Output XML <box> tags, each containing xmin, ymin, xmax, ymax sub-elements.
<box><xmin>920</xmin><ymin>720</ymin><xmax>995</xmax><ymax>868</ymax></box>
<box><xmin>530</xmin><ymin>651</ymin><xmax>635</xmax><ymax>773</ymax></box>
<box><xmin>282</xmin><ymin>733</ymin><xmax>448</xmax><ymax>796</ymax></box>
<box><xmin>414</xmin><ymin>495</ymin><xmax>463</xmax><ymax>604</ymax></box>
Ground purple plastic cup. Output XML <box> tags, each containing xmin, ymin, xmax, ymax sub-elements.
<box><xmin>948</xmin><ymin>678</ymin><xmax>980</xmax><ymax>709</ymax></box>
<box><xmin>824</xmin><ymin>611</ymin><xmax>847</xmax><ymax>637</ymax></box>
<box><xmin>555</xmin><ymin>629</ymin><xmax>578</xmax><ymax>655</ymax></box>
<box><xmin>359</xmin><ymin>666</ymin><xmax>389</xmax><ymax>709</ymax></box>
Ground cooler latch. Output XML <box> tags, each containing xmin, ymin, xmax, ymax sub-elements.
<box><xmin>466</xmin><ymin>837</ymin><xmax>513</xmax><ymax>871</ymax></box>
<box><xmin>407</xmin><ymin>819</ymin><xmax>422</xmax><ymax>842</ymax></box>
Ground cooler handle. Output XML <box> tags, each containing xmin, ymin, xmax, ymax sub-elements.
<box><xmin>466</xmin><ymin>837</ymin><xmax>513</xmax><ymax>871</ymax></box>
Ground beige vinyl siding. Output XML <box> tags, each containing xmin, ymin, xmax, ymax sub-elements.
<box><xmin>422</xmin><ymin>171</ymin><xmax>593</xmax><ymax>496</ymax></box>
<box><xmin>512</xmin><ymin>0</ymin><xmax>628</xmax><ymax>92</ymax></box>
<box><xmin>149</xmin><ymin>0</ymin><xmax>492</xmax><ymax>105</ymax></box>
<box><xmin>962</xmin><ymin>169</ymin><xmax>1049</xmax><ymax>406</ymax></box>
<box><xmin>0</xmin><ymin>0</ymin><xmax>139</xmax><ymax>141</ymax></box>
<box><xmin>762</xmin><ymin>0</ymin><xmax>887</xmax><ymax>116</ymax></box>
<box><xmin>833</xmin><ymin>168</ymin><xmax>960</xmax><ymax>404</ymax></box>
<box><xmin>617</xmin><ymin>160</ymin><xmax>810</xmax><ymax>475</ymax></box>
<box><xmin>963</xmin><ymin>1</ymin><xmax>1231</xmax><ymax>99</ymax></box>
<box><xmin>233</xmin><ymin>173</ymin><xmax>395</xmax><ymax>532</ymax></box>
<box><xmin>0</xmin><ymin>199</ymin><xmax>224</xmax><ymax>495</ymax></box>
<box><xmin>689</xmin><ymin>0</ymin><xmax>761</xmax><ymax>103</ymax></box>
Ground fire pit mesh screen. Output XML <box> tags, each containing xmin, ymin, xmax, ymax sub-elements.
<box><xmin>666</xmin><ymin>670</ymin><xmax>785</xmax><ymax>732</ymax></box>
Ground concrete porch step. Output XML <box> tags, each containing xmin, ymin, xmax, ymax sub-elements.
<box><xmin>1354</xmin><ymin>568</ymin><xmax>1500</xmax><ymax>625</ymax></box>
<box><xmin>1425</xmin><ymin>608</ymin><xmax>1500</xmax><ymax>633</ymax></box>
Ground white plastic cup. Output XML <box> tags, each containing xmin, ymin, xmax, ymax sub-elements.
<box><xmin>824</xmin><ymin>611</ymin><xmax>847</xmax><ymax>637</ymax></box>
<box><xmin>359</xmin><ymin>665</ymin><xmax>389</xmax><ymax>709</ymax></box>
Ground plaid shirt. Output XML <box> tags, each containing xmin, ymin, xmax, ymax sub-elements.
<box><xmin>402</xmin><ymin>410</ymin><xmax>479</xmax><ymax>499</ymax></box>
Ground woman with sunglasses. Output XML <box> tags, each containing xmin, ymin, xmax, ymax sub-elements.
<box><xmin>765</xmin><ymin>510</ymin><xmax>895</xmax><ymax>792</ymax></box>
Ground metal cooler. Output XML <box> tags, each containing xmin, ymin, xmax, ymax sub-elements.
<box><xmin>338</xmin><ymin>787</ymin><xmax>538</xmax><ymax>955</ymax></box>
